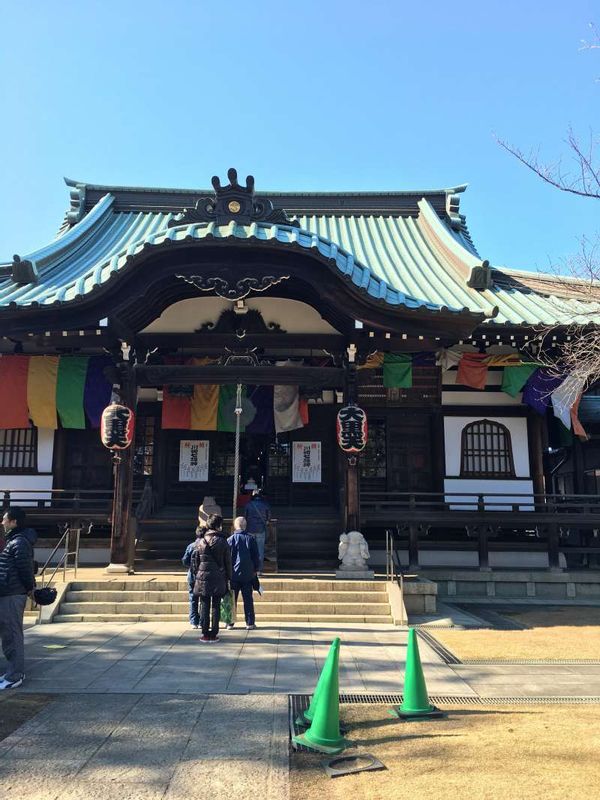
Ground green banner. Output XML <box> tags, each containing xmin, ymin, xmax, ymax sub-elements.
<box><xmin>56</xmin><ymin>356</ymin><xmax>89</xmax><ymax>429</ymax></box>
<box><xmin>383</xmin><ymin>353</ymin><xmax>412</xmax><ymax>388</ymax></box>
<box><xmin>217</xmin><ymin>384</ymin><xmax>247</xmax><ymax>432</ymax></box>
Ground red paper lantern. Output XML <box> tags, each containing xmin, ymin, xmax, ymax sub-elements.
<box><xmin>337</xmin><ymin>403</ymin><xmax>368</xmax><ymax>453</ymax></box>
<box><xmin>100</xmin><ymin>403</ymin><xmax>135</xmax><ymax>450</ymax></box>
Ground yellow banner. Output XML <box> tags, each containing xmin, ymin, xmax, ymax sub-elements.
<box><xmin>27</xmin><ymin>356</ymin><xmax>59</xmax><ymax>429</ymax></box>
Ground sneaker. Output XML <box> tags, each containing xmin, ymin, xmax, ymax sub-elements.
<box><xmin>225</xmin><ymin>623</ymin><xmax>234</xmax><ymax>630</ymax></box>
<box><xmin>0</xmin><ymin>677</ymin><xmax>23</xmax><ymax>690</ymax></box>
<box><xmin>190</xmin><ymin>623</ymin><xmax>199</xmax><ymax>629</ymax></box>
<box><xmin>209</xmin><ymin>636</ymin><xmax>220</xmax><ymax>643</ymax></box>
<box><xmin>200</xmin><ymin>635</ymin><xmax>211</xmax><ymax>643</ymax></box>
<box><xmin>246</xmin><ymin>624</ymin><xmax>257</xmax><ymax>630</ymax></box>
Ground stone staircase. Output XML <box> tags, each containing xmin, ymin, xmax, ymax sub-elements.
<box><xmin>53</xmin><ymin>578</ymin><xmax>392</xmax><ymax>624</ymax></box>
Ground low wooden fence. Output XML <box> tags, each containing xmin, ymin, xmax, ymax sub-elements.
<box><xmin>361</xmin><ymin>491</ymin><xmax>600</xmax><ymax>570</ymax></box>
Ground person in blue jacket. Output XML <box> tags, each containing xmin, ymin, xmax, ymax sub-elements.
<box><xmin>182</xmin><ymin>527</ymin><xmax>203</xmax><ymax>628</ymax></box>
<box><xmin>227</xmin><ymin>516</ymin><xmax>260</xmax><ymax>630</ymax></box>
<box><xmin>244</xmin><ymin>489</ymin><xmax>271</xmax><ymax>573</ymax></box>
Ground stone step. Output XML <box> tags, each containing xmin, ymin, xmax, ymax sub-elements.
<box><xmin>59</xmin><ymin>601</ymin><xmax>391</xmax><ymax>615</ymax></box>
<box><xmin>68</xmin><ymin>580</ymin><xmax>386</xmax><ymax>592</ymax></box>
<box><xmin>66</xmin><ymin>590</ymin><xmax>387</xmax><ymax>603</ymax></box>
<box><xmin>53</xmin><ymin>613</ymin><xmax>392</xmax><ymax>624</ymax></box>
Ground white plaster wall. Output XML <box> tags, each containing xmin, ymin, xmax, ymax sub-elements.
<box><xmin>444</xmin><ymin>416</ymin><xmax>530</xmax><ymax>477</ymax></box>
<box><xmin>0</xmin><ymin>428</ymin><xmax>55</xmax><ymax>504</ymax></box>
<box><xmin>442</xmin><ymin>370</ymin><xmax>522</xmax><ymax>406</ymax></box>
<box><xmin>141</xmin><ymin>297</ymin><xmax>340</xmax><ymax>334</ymax></box>
<box><xmin>444</xmin><ymin>478</ymin><xmax>535</xmax><ymax>510</ymax></box>
<box><xmin>444</xmin><ymin>415</ymin><xmax>533</xmax><ymax>509</ymax></box>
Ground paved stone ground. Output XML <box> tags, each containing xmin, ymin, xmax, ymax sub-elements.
<box><xmin>2</xmin><ymin>620</ymin><xmax>600</xmax><ymax>799</ymax></box>
<box><xmin>11</xmin><ymin>621</ymin><xmax>475</xmax><ymax>696</ymax></box>
<box><xmin>0</xmin><ymin>693</ymin><xmax>288</xmax><ymax>800</ymax></box>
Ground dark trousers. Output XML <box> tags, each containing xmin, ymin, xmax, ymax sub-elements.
<box><xmin>231</xmin><ymin>580</ymin><xmax>255</xmax><ymax>626</ymax></box>
<box><xmin>0</xmin><ymin>595</ymin><xmax>27</xmax><ymax>681</ymax></box>
<box><xmin>188</xmin><ymin>588</ymin><xmax>199</xmax><ymax>626</ymax></box>
<box><xmin>199</xmin><ymin>594</ymin><xmax>222</xmax><ymax>638</ymax></box>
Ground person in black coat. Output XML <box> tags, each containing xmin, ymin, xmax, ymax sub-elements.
<box><xmin>0</xmin><ymin>507</ymin><xmax>37</xmax><ymax>689</ymax></box>
<box><xmin>191</xmin><ymin>514</ymin><xmax>232</xmax><ymax>643</ymax></box>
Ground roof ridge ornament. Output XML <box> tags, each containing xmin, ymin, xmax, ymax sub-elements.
<box><xmin>0</xmin><ymin>255</ymin><xmax>39</xmax><ymax>285</ymax></box>
<box><xmin>167</xmin><ymin>167</ymin><xmax>300</xmax><ymax>228</ymax></box>
<box><xmin>467</xmin><ymin>259</ymin><xmax>494</xmax><ymax>291</ymax></box>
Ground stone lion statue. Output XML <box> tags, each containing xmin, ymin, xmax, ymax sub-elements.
<box><xmin>338</xmin><ymin>530</ymin><xmax>370</xmax><ymax>571</ymax></box>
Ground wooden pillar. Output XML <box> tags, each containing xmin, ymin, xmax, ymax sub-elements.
<box><xmin>477</xmin><ymin>525</ymin><xmax>491</xmax><ymax>571</ymax></box>
<box><xmin>107</xmin><ymin>362</ymin><xmax>137</xmax><ymax>574</ymax></box>
<box><xmin>343</xmin><ymin>354</ymin><xmax>361</xmax><ymax>531</ymax></box>
<box><xmin>527</xmin><ymin>410</ymin><xmax>546</xmax><ymax>502</ymax></box>
<box><xmin>408</xmin><ymin>523</ymin><xmax>419</xmax><ymax>570</ymax></box>
<box><xmin>345</xmin><ymin>457</ymin><xmax>360</xmax><ymax>531</ymax></box>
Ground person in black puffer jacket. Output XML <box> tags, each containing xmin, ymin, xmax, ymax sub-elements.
<box><xmin>0</xmin><ymin>507</ymin><xmax>37</xmax><ymax>690</ymax></box>
<box><xmin>191</xmin><ymin>513</ymin><xmax>232</xmax><ymax>643</ymax></box>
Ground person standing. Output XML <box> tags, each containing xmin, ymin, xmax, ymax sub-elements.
<box><xmin>227</xmin><ymin>517</ymin><xmax>260</xmax><ymax>630</ymax></box>
<box><xmin>182</xmin><ymin>528</ymin><xmax>203</xmax><ymax>629</ymax></box>
<box><xmin>0</xmin><ymin>508</ymin><xmax>37</xmax><ymax>690</ymax></box>
<box><xmin>244</xmin><ymin>489</ymin><xmax>271</xmax><ymax>573</ymax></box>
<box><xmin>191</xmin><ymin>514</ymin><xmax>232</xmax><ymax>643</ymax></box>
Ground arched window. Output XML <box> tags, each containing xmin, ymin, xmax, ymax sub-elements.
<box><xmin>460</xmin><ymin>419</ymin><xmax>515</xmax><ymax>478</ymax></box>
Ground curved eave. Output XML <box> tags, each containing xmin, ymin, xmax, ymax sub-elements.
<box><xmin>0</xmin><ymin>218</ymin><xmax>487</xmax><ymax>326</ymax></box>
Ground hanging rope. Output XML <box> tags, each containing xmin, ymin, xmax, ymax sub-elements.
<box><xmin>231</xmin><ymin>382</ymin><xmax>243</xmax><ymax>525</ymax></box>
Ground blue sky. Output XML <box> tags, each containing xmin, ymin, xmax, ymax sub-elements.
<box><xmin>0</xmin><ymin>0</ymin><xmax>597</xmax><ymax>271</ymax></box>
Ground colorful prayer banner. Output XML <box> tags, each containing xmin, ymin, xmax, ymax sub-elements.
<box><xmin>456</xmin><ymin>353</ymin><xmax>488</xmax><ymax>390</ymax></box>
<box><xmin>56</xmin><ymin>357</ymin><xmax>89</xmax><ymax>429</ymax></box>
<box><xmin>522</xmin><ymin>369</ymin><xmax>564</xmax><ymax>415</ymax></box>
<box><xmin>501</xmin><ymin>364</ymin><xmax>538</xmax><ymax>397</ymax></box>
<box><xmin>383</xmin><ymin>353</ymin><xmax>412</xmax><ymax>388</ymax></box>
<box><xmin>191</xmin><ymin>384</ymin><xmax>219</xmax><ymax>431</ymax></box>
<box><xmin>274</xmin><ymin>384</ymin><xmax>304</xmax><ymax>434</ymax></box>
<box><xmin>162</xmin><ymin>388</ymin><xmax>192</xmax><ymax>429</ymax></box>
<box><xmin>27</xmin><ymin>356</ymin><xmax>58</xmax><ymax>429</ymax></box>
<box><xmin>0</xmin><ymin>356</ymin><xmax>30</xmax><ymax>429</ymax></box>
<box><xmin>84</xmin><ymin>355</ymin><xmax>114</xmax><ymax>428</ymax></box>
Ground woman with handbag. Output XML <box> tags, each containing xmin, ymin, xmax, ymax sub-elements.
<box><xmin>191</xmin><ymin>514</ymin><xmax>232</xmax><ymax>643</ymax></box>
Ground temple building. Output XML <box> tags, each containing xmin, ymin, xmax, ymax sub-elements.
<box><xmin>1</xmin><ymin>168</ymin><xmax>600</xmax><ymax>577</ymax></box>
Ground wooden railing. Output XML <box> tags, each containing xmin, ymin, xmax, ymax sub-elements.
<box><xmin>362</xmin><ymin>492</ymin><xmax>600</xmax><ymax>571</ymax></box>
<box><xmin>0</xmin><ymin>488</ymin><xmax>140</xmax><ymax>527</ymax></box>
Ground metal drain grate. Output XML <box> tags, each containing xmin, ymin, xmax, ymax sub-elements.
<box><xmin>289</xmin><ymin>693</ymin><xmax>600</xmax><ymax>750</ymax></box>
<box><xmin>417</xmin><ymin>629</ymin><xmax>461</xmax><ymax>664</ymax></box>
<box><xmin>454</xmin><ymin>604</ymin><xmax>530</xmax><ymax>630</ymax></box>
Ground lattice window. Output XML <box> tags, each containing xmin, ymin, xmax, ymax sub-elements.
<box><xmin>460</xmin><ymin>419</ymin><xmax>515</xmax><ymax>478</ymax></box>
<box><xmin>0</xmin><ymin>428</ymin><xmax>38</xmax><ymax>473</ymax></box>
<box><xmin>360</xmin><ymin>419</ymin><xmax>387</xmax><ymax>480</ymax></box>
<box><xmin>134</xmin><ymin>416</ymin><xmax>155</xmax><ymax>476</ymax></box>
<box><xmin>357</xmin><ymin>366</ymin><xmax>441</xmax><ymax>406</ymax></box>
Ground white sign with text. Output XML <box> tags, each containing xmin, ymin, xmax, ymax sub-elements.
<box><xmin>179</xmin><ymin>439</ymin><xmax>209</xmax><ymax>482</ymax></box>
<box><xmin>292</xmin><ymin>441</ymin><xmax>322</xmax><ymax>483</ymax></box>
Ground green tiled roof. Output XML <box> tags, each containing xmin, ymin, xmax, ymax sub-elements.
<box><xmin>1</xmin><ymin>180</ymin><xmax>599</xmax><ymax>327</ymax></box>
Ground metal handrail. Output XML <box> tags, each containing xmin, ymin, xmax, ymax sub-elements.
<box><xmin>36</xmin><ymin>522</ymin><xmax>92</xmax><ymax>621</ymax></box>
<box><xmin>385</xmin><ymin>528</ymin><xmax>406</xmax><ymax>626</ymax></box>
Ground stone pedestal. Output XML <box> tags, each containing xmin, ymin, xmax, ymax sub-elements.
<box><xmin>105</xmin><ymin>562</ymin><xmax>129</xmax><ymax>574</ymax></box>
<box><xmin>335</xmin><ymin>569</ymin><xmax>374</xmax><ymax>580</ymax></box>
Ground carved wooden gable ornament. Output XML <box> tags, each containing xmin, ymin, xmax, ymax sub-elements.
<box><xmin>168</xmin><ymin>167</ymin><xmax>300</xmax><ymax>228</ymax></box>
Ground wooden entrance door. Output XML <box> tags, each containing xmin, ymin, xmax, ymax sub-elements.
<box><xmin>162</xmin><ymin>404</ymin><xmax>338</xmax><ymax>509</ymax></box>
<box><xmin>387</xmin><ymin>412</ymin><xmax>433</xmax><ymax>492</ymax></box>
<box><xmin>60</xmin><ymin>430</ymin><xmax>113</xmax><ymax>490</ymax></box>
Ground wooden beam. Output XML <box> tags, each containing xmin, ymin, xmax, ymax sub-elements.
<box><xmin>134</xmin><ymin>364</ymin><xmax>345</xmax><ymax>387</ymax></box>
<box><xmin>136</xmin><ymin>333</ymin><xmax>346</xmax><ymax>351</ymax></box>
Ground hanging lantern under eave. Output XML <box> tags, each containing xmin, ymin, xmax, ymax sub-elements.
<box><xmin>337</xmin><ymin>403</ymin><xmax>368</xmax><ymax>453</ymax></box>
<box><xmin>101</xmin><ymin>403</ymin><xmax>135</xmax><ymax>450</ymax></box>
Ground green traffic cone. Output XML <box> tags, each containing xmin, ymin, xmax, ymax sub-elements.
<box><xmin>391</xmin><ymin>628</ymin><xmax>444</xmax><ymax>719</ymax></box>
<box><xmin>292</xmin><ymin>638</ymin><xmax>349</xmax><ymax>754</ymax></box>
<box><xmin>296</xmin><ymin>637</ymin><xmax>340</xmax><ymax>727</ymax></box>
